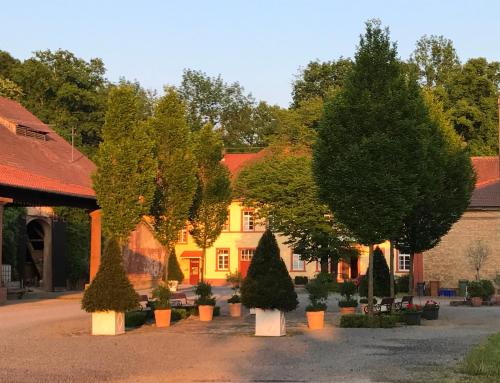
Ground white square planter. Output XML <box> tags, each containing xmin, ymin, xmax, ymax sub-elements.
<box><xmin>92</xmin><ymin>311</ymin><xmax>125</xmax><ymax>336</ymax></box>
<box><xmin>255</xmin><ymin>308</ymin><xmax>285</xmax><ymax>336</ymax></box>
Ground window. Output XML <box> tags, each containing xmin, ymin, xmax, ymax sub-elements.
<box><xmin>217</xmin><ymin>249</ymin><xmax>229</xmax><ymax>271</ymax></box>
<box><xmin>291</xmin><ymin>253</ymin><xmax>305</xmax><ymax>271</ymax></box>
<box><xmin>398</xmin><ymin>253</ymin><xmax>410</xmax><ymax>272</ymax></box>
<box><xmin>222</xmin><ymin>212</ymin><xmax>230</xmax><ymax>231</ymax></box>
<box><xmin>178</xmin><ymin>227</ymin><xmax>188</xmax><ymax>243</ymax></box>
<box><xmin>242</xmin><ymin>211</ymin><xmax>255</xmax><ymax>231</ymax></box>
<box><xmin>240</xmin><ymin>248</ymin><xmax>255</xmax><ymax>261</ymax></box>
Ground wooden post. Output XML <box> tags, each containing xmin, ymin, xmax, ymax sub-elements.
<box><xmin>89</xmin><ymin>209</ymin><xmax>102</xmax><ymax>282</ymax></box>
<box><xmin>0</xmin><ymin>197</ymin><xmax>13</xmax><ymax>304</ymax></box>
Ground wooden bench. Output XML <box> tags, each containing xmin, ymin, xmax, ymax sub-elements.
<box><xmin>170</xmin><ymin>292</ymin><xmax>196</xmax><ymax>309</ymax></box>
<box><xmin>394</xmin><ymin>295</ymin><xmax>413</xmax><ymax>311</ymax></box>
<box><xmin>364</xmin><ymin>297</ymin><xmax>395</xmax><ymax>314</ymax></box>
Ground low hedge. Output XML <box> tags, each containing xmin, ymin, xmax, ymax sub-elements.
<box><xmin>125</xmin><ymin>310</ymin><xmax>147</xmax><ymax>328</ymax></box>
<box><xmin>294</xmin><ymin>276</ymin><xmax>309</xmax><ymax>285</ymax></box>
<box><xmin>340</xmin><ymin>314</ymin><xmax>400</xmax><ymax>328</ymax></box>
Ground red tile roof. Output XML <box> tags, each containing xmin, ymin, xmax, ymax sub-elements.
<box><xmin>180</xmin><ymin>250</ymin><xmax>202</xmax><ymax>258</ymax></box>
<box><xmin>0</xmin><ymin>97</ymin><xmax>96</xmax><ymax>200</ymax></box>
<box><xmin>470</xmin><ymin>156</ymin><xmax>500</xmax><ymax>208</ymax></box>
<box><xmin>471</xmin><ymin>156</ymin><xmax>499</xmax><ymax>186</ymax></box>
<box><xmin>222</xmin><ymin>151</ymin><xmax>267</xmax><ymax>179</ymax></box>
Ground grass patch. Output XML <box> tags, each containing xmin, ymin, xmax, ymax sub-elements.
<box><xmin>459</xmin><ymin>332</ymin><xmax>500</xmax><ymax>380</ymax></box>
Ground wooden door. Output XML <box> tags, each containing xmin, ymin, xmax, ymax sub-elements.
<box><xmin>239</xmin><ymin>249</ymin><xmax>254</xmax><ymax>278</ymax></box>
<box><xmin>189</xmin><ymin>259</ymin><xmax>200</xmax><ymax>285</ymax></box>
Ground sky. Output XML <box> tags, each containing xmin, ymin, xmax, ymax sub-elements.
<box><xmin>2</xmin><ymin>0</ymin><xmax>500</xmax><ymax>107</ymax></box>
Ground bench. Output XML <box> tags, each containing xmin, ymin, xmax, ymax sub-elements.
<box><xmin>394</xmin><ymin>295</ymin><xmax>413</xmax><ymax>311</ymax></box>
<box><xmin>364</xmin><ymin>297</ymin><xmax>395</xmax><ymax>314</ymax></box>
<box><xmin>170</xmin><ymin>292</ymin><xmax>196</xmax><ymax>309</ymax></box>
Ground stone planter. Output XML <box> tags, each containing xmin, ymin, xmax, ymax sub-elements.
<box><xmin>306</xmin><ymin>311</ymin><xmax>325</xmax><ymax>330</ymax></box>
<box><xmin>255</xmin><ymin>308</ymin><xmax>285</xmax><ymax>336</ymax></box>
<box><xmin>339</xmin><ymin>307</ymin><xmax>356</xmax><ymax>315</ymax></box>
<box><xmin>92</xmin><ymin>311</ymin><xmax>125</xmax><ymax>335</ymax></box>
<box><xmin>198</xmin><ymin>305</ymin><xmax>214</xmax><ymax>321</ymax></box>
<box><xmin>422</xmin><ymin>306</ymin><xmax>439</xmax><ymax>320</ymax></box>
<box><xmin>229</xmin><ymin>303</ymin><xmax>242</xmax><ymax>317</ymax></box>
<box><xmin>471</xmin><ymin>296</ymin><xmax>482</xmax><ymax>307</ymax></box>
<box><xmin>404</xmin><ymin>311</ymin><xmax>422</xmax><ymax>325</ymax></box>
<box><xmin>154</xmin><ymin>308</ymin><xmax>172</xmax><ymax>327</ymax></box>
<box><xmin>168</xmin><ymin>281</ymin><xmax>178</xmax><ymax>292</ymax></box>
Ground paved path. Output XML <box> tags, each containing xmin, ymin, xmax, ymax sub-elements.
<box><xmin>0</xmin><ymin>289</ymin><xmax>499</xmax><ymax>382</ymax></box>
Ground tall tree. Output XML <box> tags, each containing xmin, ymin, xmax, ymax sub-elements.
<box><xmin>395</xmin><ymin>89</ymin><xmax>475</xmax><ymax>292</ymax></box>
<box><xmin>0</xmin><ymin>77</ymin><xmax>23</xmax><ymax>100</ymax></box>
<box><xmin>235</xmin><ymin>154</ymin><xmax>356</xmax><ymax>273</ymax></box>
<box><xmin>189</xmin><ymin>124</ymin><xmax>232</xmax><ymax>280</ymax></box>
<box><xmin>92</xmin><ymin>84</ymin><xmax>157</xmax><ymax>243</ymax></box>
<box><xmin>313</xmin><ymin>20</ymin><xmax>428</xmax><ymax>315</ymax></box>
<box><xmin>149</xmin><ymin>87</ymin><xmax>197</xmax><ymax>280</ymax></box>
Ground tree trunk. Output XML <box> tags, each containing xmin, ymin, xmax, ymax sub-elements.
<box><xmin>200</xmin><ymin>247</ymin><xmax>206</xmax><ymax>282</ymax></box>
<box><xmin>367</xmin><ymin>244</ymin><xmax>374</xmax><ymax>317</ymax></box>
<box><xmin>163</xmin><ymin>247</ymin><xmax>171</xmax><ymax>282</ymax></box>
<box><xmin>389</xmin><ymin>241</ymin><xmax>395</xmax><ymax>298</ymax></box>
<box><xmin>330</xmin><ymin>257</ymin><xmax>339</xmax><ymax>280</ymax></box>
<box><xmin>320</xmin><ymin>256</ymin><xmax>329</xmax><ymax>273</ymax></box>
<box><xmin>409</xmin><ymin>251</ymin><xmax>414</xmax><ymax>296</ymax></box>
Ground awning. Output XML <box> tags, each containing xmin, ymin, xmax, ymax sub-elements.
<box><xmin>180</xmin><ymin>250</ymin><xmax>202</xmax><ymax>258</ymax></box>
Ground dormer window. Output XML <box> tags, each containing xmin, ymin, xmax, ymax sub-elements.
<box><xmin>16</xmin><ymin>125</ymin><xmax>49</xmax><ymax>141</ymax></box>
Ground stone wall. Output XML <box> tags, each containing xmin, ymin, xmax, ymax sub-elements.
<box><xmin>423</xmin><ymin>210</ymin><xmax>500</xmax><ymax>288</ymax></box>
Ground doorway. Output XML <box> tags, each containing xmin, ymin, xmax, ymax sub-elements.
<box><xmin>189</xmin><ymin>259</ymin><xmax>200</xmax><ymax>285</ymax></box>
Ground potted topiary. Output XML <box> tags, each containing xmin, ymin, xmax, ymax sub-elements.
<box><xmin>227</xmin><ymin>293</ymin><xmax>242</xmax><ymax>317</ymax></box>
<box><xmin>195</xmin><ymin>281</ymin><xmax>216</xmax><ymax>321</ymax></box>
<box><xmin>152</xmin><ymin>283</ymin><xmax>172</xmax><ymax>327</ymax></box>
<box><xmin>338</xmin><ymin>281</ymin><xmax>358</xmax><ymax>315</ymax></box>
<box><xmin>468</xmin><ymin>281</ymin><xmax>484</xmax><ymax>307</ymax></box>
<box><xmin>422</xmin><ymin>300</ymin><xmax>439</xmax><ymax>320</ymax></box>
<box><xmin>403</xmin><ymin>304</ymin><xmax>423</xmax><ymax>325</ymax></box>
<box><xmin>166</xmin><ymin>249</ymin><xmax>184</xmax><ymax>292</ymax></box>
<box><xmin>241</xmin><ymin>230</ymin><xmax>298</xmax><ymax>336</ymax></box>
<box><xmin>305</xmin><ymin>276</ymin><xmax>329</xmax><ymax>330</ymax></box>
<box><xmin>82</xmin><ymin>238</ymin><xmax>140</xmax><ymax>335</ymax></box>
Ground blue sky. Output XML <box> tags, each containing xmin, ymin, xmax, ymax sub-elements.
<box><xmin>2</xmin><ymin>1</ymin><xmax>499</xmax><ymax>106</ymax></box>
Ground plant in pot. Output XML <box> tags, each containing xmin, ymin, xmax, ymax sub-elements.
<box><xmin>152</xmin><ymin>283</ymin><xmax>172</xmax><ymax>327</ymax></box>
<box><xmin>403</xmin><ymin>303</ymin><xmax>423</xmax><ymax>325</ymax></box>
<box><xmin>305</xmin><ymin>276</ymin><xmax>329</xmax><ymax>330</ymax></box>
<box><xmin>422</xmin><ymin>300</ymin><xmax>439</xmax><ymax>320</ymax></box>
<box><xmin>82</xmin><ymin>238</ymin><xmax>140</xmax><ymax>335</ymax></box>
<box><xmin>338</xmin><ymin>281</ymin><xmax>358</xmax><ymax>315</ymax></box>
<box><xmin>468</xmin><ymin>281</ymin><xmax>484</xmax><ymax>307</ymax></box>
<box><xmin>227</xmin><ymin>272</ymin><xmax>243</xmax><ymax>317</ymax></box>
<box><xmin>166</xmin><ymin>249</ymin><xmax>184</xmax><ymax>292</ymax></box>
<box><xmin>241</xmin><ymin>230</ymin><xmax>298</xmax><ymax>336</ymax></box>
<box><xmin>195</xmin><ymin>281</ymin><xmax>216</xmax><ymax>321</ymax></box>
<box><xmin>226</xmin><ymin>271</ymin><xmax>243</xmax><ymax>289</ymax></box>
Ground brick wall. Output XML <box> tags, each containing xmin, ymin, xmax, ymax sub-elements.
<box><xmin>423</xmin><ymin>210</ymin><xmax>500</xmax><ymax>288</ymax></box>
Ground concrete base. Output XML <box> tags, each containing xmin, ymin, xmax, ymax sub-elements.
<box><xmin>0</xmin><ymin>287</ymin><xmax>6</xmax><ymax>305</ymax></box>
<box><xmin>91</xmin><ymin>311</ymin><xmax>125</xmax><ymax>336</ymax></box>
<box><xmin>255</xmin><ymin>308</ymin><xmax>285</xmax><ymax>337</ymax></box>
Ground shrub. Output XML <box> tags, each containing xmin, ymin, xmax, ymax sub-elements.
<box><xmin>480</xmin><ymin>279</ymin><xmax>495</xmax><ymax>300</ymax></box>
<box><xmin>339</xmin><ymin>281</ymin><xmax>358</xmax><ymax>308</ymax></box>
<box><xmin>358</xmin><ymin>247</ymin><xmax>390</xmax><ymax>297</ymax></box>
<box><xmin>226</xmin><ymin>271</ymin><xmax>243</xmax><ymax>288</ymax></box>
<box><xmin>305</xmin><ymin>277</ymin><xmax>329</xmax><ymax>312</ymax></box>
<box><xmin>338</xmin><ymin>298</ymin><xmax>358</xmax><ymax>308</ymax></box>
<box><xmin>82</xmin><ymin>238</ymin><xmax>139</xmax><ymax>313</ymax></box>
<box><xmin>241</xmin><ymin>229</ymin><xmax>298</xmax><ymax>312</ymax></box>
<box><xmin>171</xmin><ymin>308</ymin><xmax>189</xmax><ymax>321</ymax></box>
<box><xmin>395</xmin><ymin>275</ymin><xmax>410</xmax><ymax>294</ymax></box>
<box><xmin>194</xmin><ymin>281</ymin><xmax>216</xmax><ymax>306</ymax></box>
<box><xmin>294</xmin><ymin>276</ymin><xmax>309</xmax><ymax>285</ymax></box>
<box><xmin>340</xmin><ymin>314</ymin><xmax>398</xmax><ymax>328</ymax></box>
<box><xmin>315</xmin><ymin>272</ymin><xmax>339</xmax><ymax>292</ymax></box>
<box><xmin>227</xmin><ymin>294</ymin><xmax>241</xmax><ymax>304</ymax></box>
<box><xmin>125</xmin><ymin>310</ymin><xmax>147</xmax><ymax>328</ymax></box>
<box><xmin>468</xmin><ymin>281</ymin><xmax>484</xmax><ymax>298</ymax></box>
<box><xmin>152</xmin><ymin>283</ymin><xmax>171</xmax><ymax>309</ymax></box>
<box><xmin>167</xmin><ymin>249</ymin><xmax>184</xmax><ymax>283</ymax></box>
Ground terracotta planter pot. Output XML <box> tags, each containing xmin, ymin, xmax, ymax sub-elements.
<box><xmin>91</xmin><ymin>311</ymin><xmax>125</xmax><ymax>336</ymax></box>
<box><xmin>340</xmin><ymin>307</ymin><xmax>356</xmax><ymax>315</ymax></box>
<box><xmin>154</xmin><ymin>308</ymin><xmax>172</xmax><ymax>327</ymax></box>
<box><xmin>306</xmin><ymin>311</ymin><xmax>325</xmax><ymax>330</ymax></box>
<box><xmin>198</xmin><ymin>305</ymin><xmax>214</xmax><ymax>321</ymax></box>
<box><xmin>471</xmin><ymin>296</ymin><xmax>482</xmax><ymax>307</ymax></box>
<box><xmin>229</xmin><ymin>303</ymin><xmax>242</xmax><ymax>317</ymax></box>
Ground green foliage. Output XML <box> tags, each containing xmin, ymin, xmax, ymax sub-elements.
<box><xmin>294</xmin><ymin>276</ymin><xmax>309</xmax><ymax>285</ymax></box>
<box><xmin>82</xmin><ymin>238</ymin><xmax>140</xmax><ymax>312</ymax></box>
<box><xmin>152</xmin><ymin>283</ymin><xmax>171</xmax><ymax>309</ymax></box>
<box><xmin>480</xmin><ymin>280</ymin><xmax>495</xmax><ymax>300</ymax></box>
<box><xmin>468</xmin><ymin>281</ymin><xmax>484</xmax><ymax>299</ymax></box>
<box><xmin>359</xmin><ymin>247</ymin><xmax>391</xmax><ymax>297</ymax></box>
<box><xmin>167</xmin><ymin>249</ymin><xmax>184</xmax><ymax>283</ymax></box>
<box><xmin>235</xmin><ymin>154</ymin><xmax>357</xmax><ymax>266</ymax></box>
<box><xmin>171</xmin><ymin>308</ymin><xmax>189</xmax><ymax>321</ymax></box>
<box><xmin>395</xmin><ymin>275</ymin><xmax>410</xmax><ymax>294</ymax></box>
<box><xmin>339</xmin><ymin>314</ymin><xmax>398</xmax><ymax>328</ymax></box>
<box><xmin>305</xmin><ymin>276</ymin><xmax>329</xmax><ymax>312</ymax></box>
<box><xmin>339</xmin><ymin>280</ymin><xmax>358</xmax><ymax>308</ymax></box>
<box><xmin>241</xmin><ymin>230</ymin><xmax>298</xmax><ymax>312</ymax></box>
<box><xmin>149</xmin><ymin>88</ymin><xmax>197</xmax><ymax>254</ymax></box>
<box><xmin>226</xmin><ymin>271</ymin><xmax>243</xmax><ymax>287</ymax></box>
<box><xmin>194</xmin><ymin>281</ymin><xmax>216</xmax><ymax>306</ymax></box>
<box><xmin>92</xmin><ymin>84</ymin><xmax>157</xmax><ymax>241</ymax></box>
<box><xmin>460</xmin><ymin>332</ymin><xmax>500</xmax><ymax>379</ymax></box>
<box><xmin>1</xmin><ymin>207</ymin><xmax>26</xmax><ymax>279</ymax></box>
<box><xmin>125</xmin><ymin>310</ymin><xmax>147</xmax><ymax>328</ymax></box>
<box><xmin>315</xmin><ymin>272</ymin><xmax>340</xmax><ymax>292</ymax></box>
<box><xmin>0</xmin><ymin>76</ymin><xmax>23</xmax><ymax>100</ymax></box>
<box><xmin>227</xmin><ymin>294</ymin><xmax>242</xmax><ymax>304</ymax></box>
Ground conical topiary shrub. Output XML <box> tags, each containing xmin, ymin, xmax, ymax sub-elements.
<box><xmin>82</xmin><ymin>237</ymin><xmax>139</xmax><ymax>313</ymax></box>
<box><xmin>359</xmin><ymin>247</ymin><xmax>390</xmax><ymax>298</ymax></box>
<box><xmin>167</xmin><ymin>248</ymin><xmax>184</xmax><ymax>283</ymax></box>
<box><xmin>241</xmin><ymin>229</ymin><xmax>298</xmax><ymax>312</ymax></box>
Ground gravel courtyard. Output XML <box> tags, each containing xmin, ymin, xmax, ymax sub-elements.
<box><xmin>1</xmin><ymin>288</ymin><xmax>499</xmax><ymax>383</ymax></box>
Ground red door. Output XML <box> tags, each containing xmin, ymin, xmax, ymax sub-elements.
<box><xmin>189</xmin><ymin>259</ymin><xmax>200</xmax><ymax>285</ymax></box>
<box><xmin>239</xmin><ymin>249</ymin><xmax>254</xmax><ymax>278</ymax></box>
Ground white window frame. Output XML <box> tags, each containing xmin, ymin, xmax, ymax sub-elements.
<box><xmin>217</xmin><ymin>249</ymin><xmax>229</xmax><ymax>271</ymax></box>
<box><xmin>292</xmin><ymin>253</ymin><xmax>305</xmax><ymax>272</ymax></box>
<box><xmin>398</xmin><ymin>253</ymin><xmax>411</xmax><ymax>272</ymax></box>
<box><xmin>242</xmin><ymin>211</ymin><xmax>255</xmax><ymax>232</ymax></box>
<box><xmin>178</xmin><ymin>227</ymin><xmax>188</xmax><ymax>243</ymax></box>
<box><xmin>240</xmin><ymin>248</ymin><xmax>255</xmax><ymax>261</ymax></box>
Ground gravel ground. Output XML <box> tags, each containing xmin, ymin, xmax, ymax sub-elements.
<box><xmin>0</xmin><ymin>288</ymin><xmax>499</xmax><ymax>383</ymax></box>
